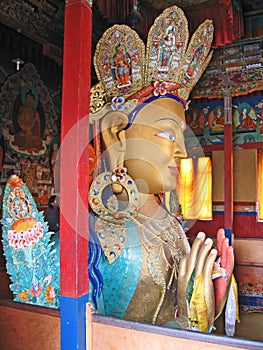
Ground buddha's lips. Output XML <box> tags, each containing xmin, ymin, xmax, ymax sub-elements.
<box><xmin>168</xmin><ymin>165</ymin><xmax>179</xmax><ymax>175</ymax></box>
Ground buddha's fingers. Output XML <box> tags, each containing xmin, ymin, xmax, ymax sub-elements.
<box><xmin>195</xmin><ymin>237</ymin><xmax>213</xmax><ymax>280</ymax></box>
<box><xmin>185</xmin><ymin>231</ymin><xmax>205</xmax><ymax>282</ymax></box>
<box><xmin>203</xmin><ymin>248</ymin><xmax>217</xmax><ymax>328</ymax></box>
<box><xmin>226</xmin><ymin>244</ymin><xmax>234</xmax><ymax>272</ymax></box>
<box><xmin>220</xmin><ymin>237</ymin><xmax>229</xmax><ymax>268</ymax></box>
<box><xmin>177</xmin><ymin>254</ymin><xmax>189</xmax><ymax>319</ymax></box>
<box><xmin>214</xmin><ymin>245</ymin><xmax>234</xmax><ymax>319</ymax></box>
<box><xmin>216</xmin><ymin>228</ymin><xmax>226</xmax><ymax>257</ymax></box>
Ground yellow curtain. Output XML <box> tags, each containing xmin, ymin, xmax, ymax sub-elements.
<box><xmin>196</xmin><ymin>157</ymin><xmax>212</xmax><ymax>220</ymax></box>
<box><xmin>179</xmin><ymin>157</ymin><xmax>212</xmax><ymax>220</ymax></box>
<box><xmin>179</xmin><ymin>158</ymin><xmax>195</xmax><ymax>219</ymax></box>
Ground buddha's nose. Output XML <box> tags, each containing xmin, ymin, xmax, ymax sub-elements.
<box><xmin>174</xmin><ymin>142</ymin><xmax>187</xmax><ymax>160</ymax></box>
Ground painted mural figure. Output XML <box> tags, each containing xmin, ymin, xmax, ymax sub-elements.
<box><xmin>186</xmin><ymin>108</ymin><xmax>205</xmax><ymax>133</ymax></box>
<box><xmin>13</xmin><ymin>88</ymin><xmax>44</xmax><ymax>154</ymax></box>
<box><xmin>113</xmin><ymin>44</ymin><xmax>131</xmax><ymax>87</ymax></box>
<box><xmin>237</xmin><ymin>106</ymin><xmax>257</xmax><ymax>130</ymax></box>
<box><xmin>89</xmin><ymin>6</ymin><xmax>237</xmax><ymax>335</ymax></box>
<box><xmin>158</xmin><ymin>36</ymin><xmax>172</xmax><ymax>68</ymax></box>
<box><xmin>208</xmin><ymin>106</ymin><xmax>224</xmax><ymax>131</ymax></box>
<box><xmin>0</xmin><ymin>63</ymin><xmax>60</xmax><ymax>212</ymax></box>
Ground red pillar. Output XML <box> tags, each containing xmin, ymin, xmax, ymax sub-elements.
<box><xmin>60</xmin><ymin>0</ymin><xmax>92</xmax><ymax>348</ymax></box>
<box><xmin>224</xmin><ymin>96</ymin><xmax>233</xmax><ymax>244</ymax></box>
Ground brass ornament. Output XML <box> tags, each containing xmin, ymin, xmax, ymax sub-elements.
<box><xmin>94</xmin><ymin>216</ymin><xmax>127</xmax><ymax>264</ymax></box>
<box><xmin>88</xmin><ymin>171</ymin><xmax>140</xmax><ymax>223</ymax></box>
<box><xmin>89</xmin><ymin>82</ymin><xmax>107</xmax><ymax>117</ymax></box>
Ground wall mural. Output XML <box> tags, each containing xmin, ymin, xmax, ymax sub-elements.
<box><xmin>185</xmin><ymin>94</ymin><xmax>263</xmax><ymax>146</ymax></box>
<box><xmin>0</xmin><ymin>63</ymin><xmax>60</xmax><ymax>208</ymax></box>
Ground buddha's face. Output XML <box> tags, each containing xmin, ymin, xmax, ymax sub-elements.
<box><xmin>25</xmin><ymin>94</ymin><xmax>34</xmax><ymax>106</ymax></box>
<box><xmin>123</xmin><ymin>98</ymin><xmax>187</xmax><ymax>194</ymax></box>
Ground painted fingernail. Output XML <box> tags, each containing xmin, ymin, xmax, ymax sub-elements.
<box><xmin>197</xmin><ymin>231</ymin><xmax>205</xmax><ymax>238</ymax></box>
<box><xmin>205</xmin><ymin>238</ymin><xmax>212</xmax><ymax>244</ymax></box>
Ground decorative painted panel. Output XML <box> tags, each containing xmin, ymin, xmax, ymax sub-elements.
<box><xmin>193</xmin><ymin>38</ymin><xmax>263</xmax><ymax>99</ymax></box>
<box><xmin>1</xmin><ymin>175</ymin><xmax>60</xmax><ymax>308</ymax></box>
<box><xmin>186</xmin><ymin>94</ymin><xmax>263</xmax><ymax>146</ymax></box>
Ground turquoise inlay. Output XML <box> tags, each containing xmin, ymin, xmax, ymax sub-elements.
<box><xmin>164</xmin><ymin>321</ymin><xmax>181</xmax><ymax>329</ymax></box>
<box><xmin>99</xmin><ymin>220</ymin><xmax>142</xmax><ymax>318</ymax></box>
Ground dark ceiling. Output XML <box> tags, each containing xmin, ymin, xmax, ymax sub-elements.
<box><xmin>0</xmin><ymin>0</ymin><xmax>262</xmax><ymax>86</ymax></box>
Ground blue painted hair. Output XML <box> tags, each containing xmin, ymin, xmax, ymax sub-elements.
<box><xmin>123</xmin><ymin>94</ymin><xmax>185</xmax><ymax>130</ymax></box>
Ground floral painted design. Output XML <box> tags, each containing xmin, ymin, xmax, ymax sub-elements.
<box><xmin>153</xmin><ymin>81</ymin><xmax>167</xmax><ymax>96</ymax></box>
<box><xmin>7</xmin><ymin>220</ymin><xmax>44</xmax><ymax>248</ymax></box>
<box><xmin>1</xmin><ymin>176</ymin><xmax>60</xmax><ymax>308</ymax></box>
<box><xmin>111</xmin><ymin>167</ymin><xmax>127</xmax><ymax>182</ymax></box>
<box><xmin>43</xmin><ymin>275</ymin><xmax>52</xmax><ymax>285</ymax></box>
<box><xmin>8</xmin><ymin>175</ymin><xmax>22</xmax><ymax>189</ymax></box>
<box><xmin>17</xmin><ymin>291</ymin><xmax>28</xmax><ymax>301</ymax></box>
<box><xmin>111</xmin><ymin>96</ymin><xmax>125</xmax><ymax>111</ymax></box>
<box><xmin>45</xmin><ymin>285</ymin><xmax>56</xmax><ymax>302</ymax></box>
<box><xmin>30</xmin><ymin>281</ymin><xmax>42</xmax><ymax>297</ymax></box>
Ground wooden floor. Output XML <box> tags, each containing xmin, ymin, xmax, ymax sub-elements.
<box><xmin>214</xmin><ymin>311</ymin><xmax>263</xmax><ymax>342</ymax></box>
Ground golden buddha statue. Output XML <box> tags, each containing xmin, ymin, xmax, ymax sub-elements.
<box><xmin>88</xmin><ymin>5</ymin><xmax>237</xmax><ymax>334</ymax></box>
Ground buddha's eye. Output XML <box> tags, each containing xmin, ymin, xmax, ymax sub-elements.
<box><xmin>156</xmin><ymin>132</ymin><xmax>176</xmax><ymax>142</ymax></box>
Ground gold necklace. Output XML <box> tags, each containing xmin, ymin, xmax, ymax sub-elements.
<box><xmin>135</xmin><ymin>211</ymin><xmax>189</xmax><ymax>260</ymax></box>
<box><xmin>133</xmin><ymin>212</ymin><xmax>189</xmax><ymax>324</ymax></box>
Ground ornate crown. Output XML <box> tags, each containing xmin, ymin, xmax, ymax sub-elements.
<box><xmin>90</xmin><ymin>5</ymin><xmax>214</xmax><ymax>119</ymax></box>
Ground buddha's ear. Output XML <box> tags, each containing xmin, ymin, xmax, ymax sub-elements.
<box><xmin>100</xmin><ymin>110</ymin><xmax>129</xmax><ymax>170</ymax></box>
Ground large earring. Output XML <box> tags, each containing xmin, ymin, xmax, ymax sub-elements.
<box><xmin>89</xmin><ymin>167</ymin><xmax>139</xmax><ymax>223</ymax></box>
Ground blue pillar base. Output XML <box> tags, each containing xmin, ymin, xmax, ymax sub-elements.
<box><xmin>60</xmin><ymin>293</ymin><xmax>89</xmax><ymax>350</ymax></box>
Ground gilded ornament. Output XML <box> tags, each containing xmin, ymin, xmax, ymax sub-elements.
<box><xmin>90</xmin><ymin>5</ymin><xmax>214</xmax><ymax>115</ymax></box>
<box><xmin>89</xmin><ymin>170</ymin><xmax>140</xmax><ymax>223</ymax></box>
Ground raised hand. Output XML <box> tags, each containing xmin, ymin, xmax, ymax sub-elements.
<box><xmin>213</xmin><ymin>229</ymin><xmax>234</xmax><ymax>320</ymax></box>
<box><xmin>176</xmin><ymin>231</ymin><xmax>216</xmax><ymax>331</ymax></box>
<box><xmin>175</xmin><ymin>228</ymin><xmax>234</xmax><ymax>332</ymax></box>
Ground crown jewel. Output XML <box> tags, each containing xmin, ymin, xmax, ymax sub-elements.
<box><xmin>90</xmin><ymin>5</ymin><xmax>214</xmax><ymax>116</ymax></box>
